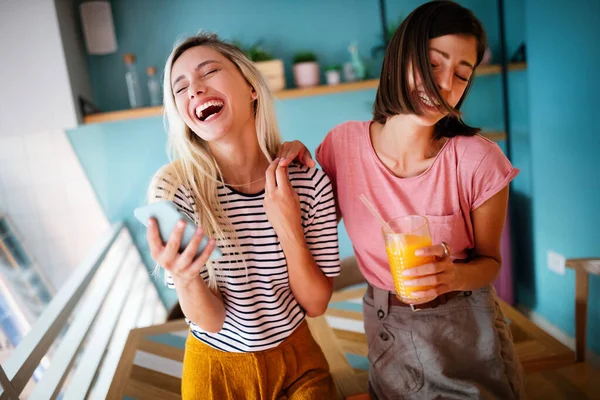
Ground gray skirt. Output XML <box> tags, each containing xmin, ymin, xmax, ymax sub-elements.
<box><xmin>363</xmin><ymin>285</ymin><xmax>525</xmax><ymax>400</ymax></box>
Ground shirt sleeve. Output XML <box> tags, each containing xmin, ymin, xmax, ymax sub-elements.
<box><xmin>304</xmin><ymin>169</ymin><xmax>340</xmax><ymax>277</ymax></box>
<box><xmin>315</xmin><ymin>130</ymin><xmax>338</xmax><ymax>195</ymax></box>
<box><xmin>471</xmin><ymin>144</ymin><xmax>520</xmax><ymax>210</ymax></box>
<box><xmin>148</xmin><ymin>164</ymin><xmax>181</xmax><ymax>205</ymax></box>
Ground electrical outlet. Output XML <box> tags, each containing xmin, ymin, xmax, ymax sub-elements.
<box><xmin>547</xmin><ymin>250</ymin><xmax>566</xmax><ymax>275</ymax></box>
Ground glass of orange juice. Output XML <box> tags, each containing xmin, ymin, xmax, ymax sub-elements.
<box><xmin>383</xmin><ymin>215</ymin><xmax>437</xmax><ymax>305</ymax></box>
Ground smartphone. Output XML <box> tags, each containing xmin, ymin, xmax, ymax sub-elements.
<box><xmin>134</xmin><ymin>200</ymin><xmax>222</xmax><ymax>260</ymax></box>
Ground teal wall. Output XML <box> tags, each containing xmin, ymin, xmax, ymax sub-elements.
<box><xmin>69</xmin><ymin>0</ymin><xmax>532</xmax><ymax>313</ymax></box>
<box><xmin>67</xmin><ymin>71</ymin><xmax>514</xmax><ymax>307</ymax></box>
<box><xmin>80</xmin><ymin>0</ymin><xmax>523</xmax><ymax>112</ymax></box>
<box><xmin>81</xmin><ymin>0</ymin><xmax>384</xmax><ymax>112</ymax></box>
<box><xmin>523</xmin><ymin>0</ymin><xmax>600</xmax><ymax>353</ymax></box>
<box><xmin>505</xmin><ymin>0</ymin><xmax>533</xmax><ymax>312</ymax></box>
<box><xmin>68</xmin><ymin>92</ymin><xmax>374</xmax><ymax>306</ymax></box>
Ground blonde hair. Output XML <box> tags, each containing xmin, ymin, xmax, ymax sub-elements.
<box><xmin>159</xmin><ymin>32</ymin><xmax>281</xmax><ymax>288</ymax></box>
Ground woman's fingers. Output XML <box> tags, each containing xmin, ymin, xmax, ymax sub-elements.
<box><xmin>147</xmin><ymin>218</ymin><xmax>165</xmax><ymax>258</ymax></box>
<box><xmin>279</xmin><ymin>141</ymin><xmax>315</xmax><ymax>167</ymax></box>
<box><xmin>161</xmin><ymin>219</ymin><xmax>186</xmax><ymax>264</ymax></box>
<box><xmin>177</xmin><ymin>226</ymin><xmax>205</xmax><ymax>267</ymax></box>
<box><xmin>276</xmin><ymin>142</ymin><xmax>289</xmax><ymax>159</ymax></box>
<box><xmin>403</xmin><ymin>270</ymin><xmax>450</xmax><ymax>287</ymax></box>
<box><xmin>414</xmin><ymin>244</ymin><xmax>448</xmax><ymax>258</ymax></box>
<box><xmin>265</xmin><ymin>158</ymin><xmax>279</xmax><ymax>193</ymax></box>
<box><xmin>411</xmin><ymin>284</ymin><xmax>450</xmax><ymax>299</ymax></box>
<box><xmin>275</xmin><ymin>162</ymin><xmax>292</xmax><ymax>190</ymax></box>
<box><xmin>280</xmin><ymin>141</ymin><xmax>300</xmax><ymax>163</ymax></box>
<box><xmin>302</xmin><ymin>150</ymin><xmax>316</xmax><ymax>168</ymax></box>
<box><xmin>189</xmin><ymin>238</ymin><xmax>217</xmax><ymax>272</ymax></box>
<box><xmin>402</xmin><ymin>261</ymin><xmax>447</xmax><ymax>277</ymax></box>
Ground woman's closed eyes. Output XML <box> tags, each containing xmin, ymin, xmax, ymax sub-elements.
<box><xmin>431</xmin><ymin>63</ymin><xmax>469</xmax><ymax>82</ymax></box>
<box><xmin>174</xmin><ymin>69</ymin><xmax>220</xmax><ymax>94</ymax></box>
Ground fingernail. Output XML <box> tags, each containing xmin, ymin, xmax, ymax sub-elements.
<box><xmin>194</xmin><ymin>227</ymin><xmax>203</xmax><ymax>236</ymax></box>
<box><xmin>148</xmin><ymin>219</ymin><xmax>154</xmax><ymax>226</ymax></box>
<box><xmin>414</xmin><ymin>249</ymin><xmax>424</xmax><ymax>256</ymax></box>
<box><xmin>403</xmin><ymin>279</ymin><xmax>414</xmax><ymax>286</ymax></box>
<box><xmin>402</xmin><ymin>270</ymin><xmax>413</xmax><ymax>277</ymax></box>
<box><xmin>177</xmin><ymin>220</ymin><xmax>186</xmax><ymax>228</ymax></box>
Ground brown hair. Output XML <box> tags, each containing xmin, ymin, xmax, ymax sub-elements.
<box><xmin>373</xmin><ymin>0</ymin><xmax>487</xmax><ymax>139</ymax></box>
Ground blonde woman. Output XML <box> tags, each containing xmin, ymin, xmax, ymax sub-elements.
<box><xmin>145</xmin><ymin>33</ymin><xmax>340</xmax><ymax>399</ymax></box>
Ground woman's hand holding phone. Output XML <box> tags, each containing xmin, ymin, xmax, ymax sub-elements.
<box><xmin>146</xmin><ymin>218</ymin><xmax>217</xmax><ymax>286</ymax></box>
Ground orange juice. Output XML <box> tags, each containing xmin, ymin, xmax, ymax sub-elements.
<box><xmin>384</xmin><ymin>234</ymin><xmax>437</xmax><ymax>304</ymax></box>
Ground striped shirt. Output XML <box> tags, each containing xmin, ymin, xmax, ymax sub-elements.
<box><xmin>149</xmin><ymin>163</ymin><xmax>340</xmax><ymax>352</ymax></box>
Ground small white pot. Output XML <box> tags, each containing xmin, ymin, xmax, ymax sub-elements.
<box><xmin>293</xmin><ymin>62</ymin><xmax>320</xmax><ymax>88</ymax></box>
<box><xmin>325</xmin><ymin>70</ymin><xmax>341</xmax><ymax>85</ymax></box>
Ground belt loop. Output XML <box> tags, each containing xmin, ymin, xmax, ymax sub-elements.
<box><xmin>372</xmin><ymin>285</ymin><xmax>390</xmax><ymax>319</ymax></box>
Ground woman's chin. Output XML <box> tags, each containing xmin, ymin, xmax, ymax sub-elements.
<box><xmin>410</xmin><ymin>112</ymin><xmax>443</xmax><ymax>127</ymax></box>
<box><xmin>191</xmin><ymin>127</ymin><xmax>228</xmax><ymax>143</ymax></box>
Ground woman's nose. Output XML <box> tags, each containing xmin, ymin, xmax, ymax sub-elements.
<box><xmin>436</xmin><ymin>68</ymin><xmax>453</xmax><ymax>92</ymax></box>
<box><xmin>188</xmin><ymin>82</ymin><xmax>206</xmax><ymax>99</ymax></box>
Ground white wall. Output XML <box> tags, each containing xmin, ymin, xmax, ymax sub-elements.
<box><xmin>0</xmin><ymin>129</ymin><xmax>109</xmax><ymax>290</ymax></box>
<box><xmin>54</xmin><ymin>0</ymin><xmax>94</xmax><ymax>123</ymax></box>
<box><xmin>0</xmin><ymin>1</ymin><xmax>106</xmax><ymax>290</ymax></box>
<box><xmin>0</xmin><ymin>0</ymin><xmax>79</xmax><ymax>134</ymax></box>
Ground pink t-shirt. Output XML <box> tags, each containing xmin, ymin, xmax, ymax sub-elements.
<box><xmin>316</xmin><ymin>120</ymin><xmax>519</xmax><ymax>291</ymax></box>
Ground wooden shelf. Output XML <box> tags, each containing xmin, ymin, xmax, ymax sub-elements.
<box><xmin>276</xmin><ymin>62</ymin><xmax>526</xmax><ymax>100</ymax></box>
<box><xmin>481</xmin><ymin>131</ymin><xmax>507</xmax><ymax>142</ymax></box>
<box><xmin>82</xmin><ymin>62</ymin><xmax>527</xmax><ymax>124</ymax></box>
<box><xmin>275</xmin><ymin>78</ymin><xmax>380</xmax><ymax>100</ymax></box>
<box><xmin>83</xmin><ymin>105</ymin><xmax>164</xmax><ymax>124</ymax></box>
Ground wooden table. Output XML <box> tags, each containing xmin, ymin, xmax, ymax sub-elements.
<box><xmin>107</xmin><ymin>284</ymin><xmax>575</xmax><ymax>399</ymax></box>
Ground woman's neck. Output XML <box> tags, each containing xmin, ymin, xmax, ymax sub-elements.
<box><xmin>371</xmin><ymin>115</ymin><xmax>446</xmax><ymax>178</ymax></box>
<box><xmin>208</xmin><ymin>123</ymin><xmax>270</xmax><ymax>193</ymax></box>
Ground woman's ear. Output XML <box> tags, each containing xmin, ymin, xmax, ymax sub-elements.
<box><xmin>251</xmin><ymin>87</ymin><xmax>258</xmax><ymax>101</ymax></box>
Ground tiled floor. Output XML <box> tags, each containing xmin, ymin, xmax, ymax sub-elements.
<box><xmin>108</xmin><ymin>284</ymin><xmax>600</xmax><ymax>399</ymax></box>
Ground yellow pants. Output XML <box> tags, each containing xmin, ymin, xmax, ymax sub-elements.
<box><xmin>181</xmin><ymin>321</ymin><xmax>337</xmax><ymax>400</ymax></box>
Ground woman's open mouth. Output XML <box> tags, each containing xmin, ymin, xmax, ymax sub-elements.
<box><xmin>418</xmin><ymin>92</ymin><xmax>441</xmax><ymax>112</ymax></box>
<box><xmin>195</xmin><ymin>99</ymin><xmax>224</xmax><ymax>122</ymax></box>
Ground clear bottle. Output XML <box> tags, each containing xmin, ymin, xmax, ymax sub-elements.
<box><xmin>147</xmin><ymin>66</ymin><xmax>162</xmax><ymax>106</ymax></box>
<box><xmin>123</xmin><ymin>53</ymin><xmax>142</xmax><ymax>108</ymax></box>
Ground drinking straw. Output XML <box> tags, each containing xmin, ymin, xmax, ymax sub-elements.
<box><xmin>359</xmin><ymin>194</ymin><xmax>392</xmax><ymax>232</ymax></box>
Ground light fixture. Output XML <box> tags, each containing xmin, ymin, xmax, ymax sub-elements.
<box><xmin>79</xmin><ymin>1</ymin><xmax>118</xmax><ymax>55</ymax></box>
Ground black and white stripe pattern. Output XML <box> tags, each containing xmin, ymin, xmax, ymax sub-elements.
<box><xmin>150</xmin><ymin>164</ymin><xmax>340</xmax><ymax>352</ymax></box>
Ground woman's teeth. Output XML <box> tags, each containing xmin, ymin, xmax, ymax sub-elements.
<box><xmin>419</xmin><ymin>94</ymin><xmax>440</xmax><ymax>108</ymax></box>
<box><xmin>195</xmin><ymin>100</ymin><xmax>224</xmax><ymax>120</ymax></box>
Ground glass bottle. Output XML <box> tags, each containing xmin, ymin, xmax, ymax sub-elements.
<box><xmin>147</xmin><ymin>66</ymin><xmax>162</xmax><ymax>106</ymax></box>
<box><xmin>123</xmin><ymin>53</ymin><xmax>142</xmax><ymax>108</ymax></box>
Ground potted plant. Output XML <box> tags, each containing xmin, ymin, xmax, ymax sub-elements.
<box><xmin>234</xmin><ymin>40</ymin><xmax>285</xmax><ymax>92</ymax></box>
<box><xmin>371</xmin><ymin>16</ymin><xmax>403</xmax><ymax>58</ymax></box>
<box><xmin>293</xmin><ymin>51</ymin><xmax>320</xmax><ymax>88</ymax></box>
<box><xmin>325</xmin><ymin>65</ymin><xmax>342</xmax><ymax>85</ymax></box>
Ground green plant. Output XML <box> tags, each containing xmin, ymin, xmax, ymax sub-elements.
<box><xmin>231</xmin><ymin>39</ymin><xmax>275</xmax><ymax>62</ymax></box>
<box><xmin>247</xmin><ymin>46</ymin><xmax>274</xmax><ymax>62</ymax></box>
<box><xmin>293</xmin><ymin>51</ymin><xmax>317</xmax><ymax>64</ymax></box>
<box><xmin>371</xmin><ymin>16</ymin><xmax>404</xmax><ymax>57</ymax></box>
<box><xmin>385</xmin><ymin>16</ymin><xmax>403</xmax><ymax>42</ymax></box>
<box><xmin>325</xmin><ymin>64</ymin><xmax>342</xmax><ymax>72</ymax></box>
